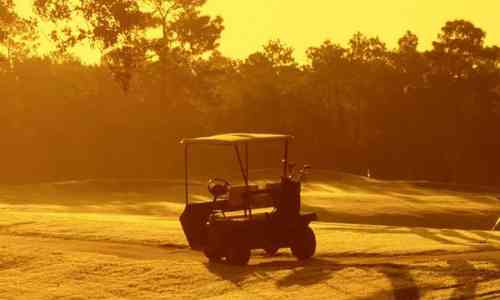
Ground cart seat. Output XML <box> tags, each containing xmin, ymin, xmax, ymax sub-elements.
<box><xmin>225</xmin><ymin>184</ymin><xmax>277</xmax><ymax>211</ymax></box>
<box><xmin>211</xmin><ymin>211</ymin><xmax>317</xmax><ymax>224</ymax></box>
<box><xmin>211</xmin><ymin>212</ymin><xmax>271</xmax><ymax>223</ymax></box>
<box><xmin>227</xmin><ymin>185</ymin><xmax>257</xmax><ymax>209</ymax></box>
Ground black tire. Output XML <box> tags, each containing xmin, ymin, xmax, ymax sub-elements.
<box><xmin>264</xmin><ymin>246</ymin><xmax>279</xmax><ymax>256</ymax></box>
<box><xmin>203</xmin><ymin>228</ymin><xmax>223</xmax><ymax>262</ymax></box>
<box><xmin>291</xmin><ymin>226</ymin><xmax>316</xmax><ymax>260</ymax></box>
<box><xmin>226</xmin><ymin>246</ymin><xmax>251</xmax><ymax>266</ymax></box>
<box><xmin>203</xmin><ymin>247</ymin><xmax>223</xmax><ymax>262</ymax></box>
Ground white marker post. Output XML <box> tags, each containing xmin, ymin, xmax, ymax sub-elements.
<box><xmin>493</xmin><ymin>217</ymin><xmax>500</xmax><ymax>231</ymax></box>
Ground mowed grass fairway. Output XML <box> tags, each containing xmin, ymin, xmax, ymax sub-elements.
<box><xmin>1</xmin><ymin>171</ymin><xmax>500</xmax><ymax>299</ymax></box>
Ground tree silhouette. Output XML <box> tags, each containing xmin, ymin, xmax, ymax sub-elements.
<box><xmin>306</xmin><ymin>40</ymin><xmax>350</xmax><ymax>157</ymax></box>
<box><xmin>398</xmin><ymin>31</ymin><xmax>418</xmax><ymax>54</ymax></box>
<box><xmin>262</xmin><ymin>39</ymin><xmax>296</xmax><ymax>69</ymax></box>
<box><xmin>0</xmin><ymin>0</ymin><xmax>37</xmax><ymax>69</ymax></box>
<box><xmin>427</xmin><ymin>20</ymin><xmax>500</xmax><ymax>182</ymax></box>
<box><xmin>34</xmin><ymin>0</ymin><xmax>223</xmax><ymax>92</ymax></box>
<box><xmin>1</xmin><ymin>17</ymin><xmax>500</xmax><ymax>186</ymax></box>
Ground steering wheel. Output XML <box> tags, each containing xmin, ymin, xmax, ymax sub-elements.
<box><xmin>208</xmin><ymin>178</ymin><xmax>231</xmax><ymax>199</ymax></box>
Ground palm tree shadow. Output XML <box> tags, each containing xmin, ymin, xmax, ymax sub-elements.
<box><xmin>354</xmin><ymin>264</ymin><xmax>421</xmax><ymax>300</ymax></box>
<box><xmin>381</xmin><ymin>265</ymin><xmax>421</xmax><ymax>300</ymax></box>
<box><xmin>448</xmin><ymin>259</ymin><xmax>477</xmax><ymax>300</ymax></box>
<box><xmin>204</xmin><ymin>251</ymin><xmax>500</xmax><ymax>300</ymax></box>
<box><xmin>205</xmin><ymin>257</ymin><xmax>423</xmax><ymax>300</ymax></box>
<box><xmin>273</xmin><ymin>258</ymin><xmax>339</xmax><ymax>287</ymax></box>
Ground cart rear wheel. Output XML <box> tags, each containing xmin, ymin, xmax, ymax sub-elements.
<box><xmin>291</xmin><ymin>226</ymin><xmax>316</xmax><ymax>260</ymax></box>
<box><xmin>226</xmin><ymin>246</ymin><xmax>251</xmax><ymax>266</ymax></box>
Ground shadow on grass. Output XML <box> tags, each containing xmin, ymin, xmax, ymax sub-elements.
<box><xmin>205</xmin><ymin>253</ymin><xmax>500</xmax><ymax>300</ymax></box>
<box><xmin>303</xmin><ymin>203</ymin><xmax>500</xmax><ymax>230</ymax></box>
<box><xmin>448</xmin><ymin>259</ymin><xmax>478</xmax><ymax>300</ymax></box>
<box><xmin>320</xmin><ymin>224</ymin><xmax>500</xmax><ymax>247</ymax></box>
<box><xmin>413</xmin><ymin>181</ymin><xmax>500</xmax><ymax>196</ymax></box>
<box><xmin>0</xmin><ymin>179</ymin><xmax>201</xmax><ymax>215</ymax></box>
<box><xmin>205</xmin><ymin>257</ymin><xmax>343</xmax><ymax>287</ymax></box>
<box><xmin>306</xmin><ymin>171</ymin><xmax>500</xmax><ymax>199</ymax></box>
<box><xmin>1</xmin><ymin>175</ymin><xmax>498</xmax><ymax>222</ymax></box>
<box><xmin>355</xmin><ymin>264</ymin><xmax>421</xmax><ymax>300</ymax></box>
<box><xmin>205</xmin><ymin>257</ymin><xmax>422</xmax><ymax>300</ymax></box>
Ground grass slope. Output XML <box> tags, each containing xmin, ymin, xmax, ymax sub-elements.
<box><xmin>0</xmin><ymin>171</ymin><xmax>499</xmax><ymax>299</ymax></box>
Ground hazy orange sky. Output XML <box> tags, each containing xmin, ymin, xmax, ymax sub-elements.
<box><xmin>15</xmin><ymin>0</ymin><xmax>500</xmax><ymax>64</ymax></box>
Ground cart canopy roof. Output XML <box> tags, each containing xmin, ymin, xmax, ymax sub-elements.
<box><xmin>181</xmin><ymin>133</ymin><xmax>293</xmax><ymax>145</ymax></box>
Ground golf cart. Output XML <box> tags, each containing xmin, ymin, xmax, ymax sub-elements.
<box><xmin>179</xmin><ymin>133</ymin><xmax>317</xmax><ymax>265</ymax></box>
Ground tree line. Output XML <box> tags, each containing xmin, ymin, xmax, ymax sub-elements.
<box><xmin>1</xmin><ymin>0</ymin><xmax>500</xmax><ymax>185</ymax></box>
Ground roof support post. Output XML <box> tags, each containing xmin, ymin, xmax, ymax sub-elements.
<box><xmin>184</xmin><ymin>144</ymin><xmax>189</xmax><ymax>206</ymax></box>
<box><xmin>235</xmin><ymin>143</ymin><xmax>251</xmax><ymax>218</ymax></box>
<box><xmin>245</xmin><ymin>142</ymin><xmax>249</xmax><ymax>182</ymax></box>
<box><xmin>234</xmin><ymin>144</ymin><xmax>248</xmax><ymax>186</ymax></box>
<box><xmin>283</xmin><ymin>140</ymin><xmax>289</xmax><ymax>178</ymax></box>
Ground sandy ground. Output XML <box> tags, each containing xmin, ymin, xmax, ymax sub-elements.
<box><xmin>1</xmin><ymin>172</ymin><xmax>500</xmax><ymax>299</ymax></box>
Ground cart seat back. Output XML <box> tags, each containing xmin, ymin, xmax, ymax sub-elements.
<box><xmin>227</xmin><ymin>185</ymin><xmax>256</xmax><ymax>209</ymax></box>
<box><xmin>226</xmin><ymin>184</ymin><xmax>279</xmax><ymax>212</ymax></box>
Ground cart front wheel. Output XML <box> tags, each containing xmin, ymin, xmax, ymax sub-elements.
<box><xmin>226</xmin><ymin>246</ymin><xmax>251</xmax><ymax>266</ymax></box>
<box><xmin>291</xmin><ymin>226</ymin><xmax>316</xmax><ymax>260</ymax></box>
<box><xmin>204</xmin><ymin>229</ymin><xmax>223</xmax><ymax>262</ymax></box>
<box><xmin>204</xmin><ymin>247</ymin><xmax>223</xmax><ymax>262</ymax></box>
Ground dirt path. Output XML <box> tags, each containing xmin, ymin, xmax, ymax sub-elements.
<box><xmin>1</xmin><ymin>223</ymin><xmax>500</xmax><ymax>300</ymax></box>
<box><xmin>0</xmin><ymin>234</ymin><xmax>188</xmax><ymax>260</ymax></box>
<box><xmin>3</xmin><ymin>232</ymin><xmax>499</xmax><ymax>266</ymax></box>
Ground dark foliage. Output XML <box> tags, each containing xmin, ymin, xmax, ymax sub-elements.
<box><xmin>1</xmin><ymin>9</ymin><xmax>500</xmax><ymax>185</ymax></box>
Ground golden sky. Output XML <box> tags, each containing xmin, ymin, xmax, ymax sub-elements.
<box><xmin>14</xmin><ymin>0</ymin><xmax>500</xmax><ymax>64</ymax></box>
